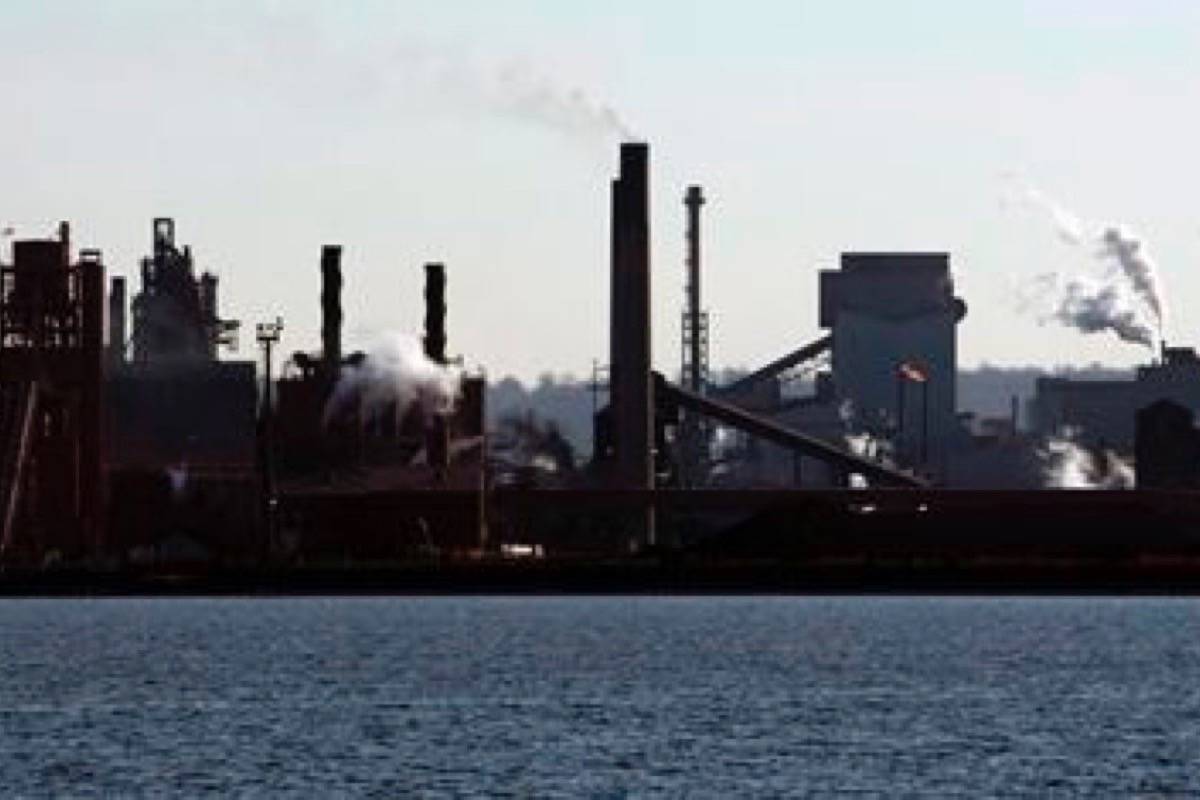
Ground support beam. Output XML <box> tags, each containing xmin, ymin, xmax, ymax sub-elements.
<box><xmin>714</xmin><ymin>334</ymin><xmax>833</xmax><ymax>399</ymax></box>
<box><xmin>659</xmin><ymin>375</ymin><xmax>926</xmax><ymax>487</ymax></box>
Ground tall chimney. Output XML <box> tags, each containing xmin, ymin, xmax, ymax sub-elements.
<box><xmin>423</xmin><ymin>262</ymin><xmax>450</xmax><ymax>481</ymax></box>
<box><xmin>320</xmin><ymin>245</ymin><xmax>343</xmax><ymax>371</ymax></box>
<box><xmin>78</xmin><ymin>247</ymin><xmax>105</xmax><ymax>555</ymax></box>
<box><xmin>610</xmin><ymin>142</ymin><xmax>654</xmax><ymax>544</ymax></box>
<box><xmin>108</xmin><ymin>276</ymin><xmax>126</xmax><ymax>366</ymax></box>
<box><xmin>424</xmin><ymin>262</ymin><xmax>447</xmax><ymax>365</ymax></box>
<box><xmin>684</xmin><ymin>185</ymin><xmax>705</xmax><ymax>394</ymax></box>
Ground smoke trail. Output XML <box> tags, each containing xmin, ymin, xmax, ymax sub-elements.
<box><xmin>1018</xmin><ymin>185</ymin><xmax>1167</xmax><ymax>350</ymax></box>
<box><xmin>1038</xmin><ymin>434</ymin><xmax>1134</xmax><ymax>489</ymax></box>
<box><xmin>396</xmin><ymin>44</ymin><xmax>635</xmax><ymax>144</ymax></box>
<box><xmin>1024</xmin><ymin>186</ymin><xmax>1086</xmax><ymax>244</ymax></box>
<box><xmin>323</xmin><ymin>333</ymin><xmax>460</xmax><ymax>429</ymax></box>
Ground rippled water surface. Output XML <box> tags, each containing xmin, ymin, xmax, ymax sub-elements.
<box><xmin>3</xmin><ymin>597</ymin><xmax>1200</xmax><ymax>797</ymax></box>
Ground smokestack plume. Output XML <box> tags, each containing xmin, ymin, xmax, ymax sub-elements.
<box><xmin>1018</xmin><ymin>185</ymin><xmax>1167</xmax><ymax>351</ymax></box>
<box><xmin>320</xmin><ymin>245</ymin><xmax>343</xmax><ymax>371</ymax></box>
<box><xmin>1031</xmin><ymin>273</ymin><xmax>1157</xmax><ymax>349</ymax></box>
<box><xmin>1099</xmin><ymin>226</ymin><xmax>1165</xmax><ymax>334</ymax></box>
<box><xmin>423</xmin><ymin>262</ymin><xmax>447</xmax><ymax>365</ymax></box>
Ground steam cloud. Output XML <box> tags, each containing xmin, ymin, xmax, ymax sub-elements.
<box><xmin>323</xmin><ymin>333</ymin><xmax>460</xmax><ymax>429</ymax></box>
<box><xmin>1039</xmin><ymin>434</ymin><xmax>1134</xmax><ymax>490</ymax></box>
<box><xmin>1018</xmin><ymin>185</ymin><xmax>1167</xmax><ymax>351</ymax></box>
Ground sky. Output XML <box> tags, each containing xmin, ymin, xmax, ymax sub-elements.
<box><xmin>4</xmin><ymin>0</ymin><xmax>1200</xmax><ymax>381</ymax></box>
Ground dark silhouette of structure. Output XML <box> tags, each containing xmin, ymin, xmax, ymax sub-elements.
<box><xmin>320</xmin><ymin>245</ymin><xmax>343</xmax><ymax>372</ymax></box>
<box><xmin>0</xmin><ymin>223</ymin><xmax>105</xmax><ymax>564</ymax></box>
<box><xmin>1136</xmin><ymin>399</ymin><xmax>1200</xmax><ymax>489</ymax></box>
<box><xmin>607</xmin><ymin>142</ymin><xmax>655</xmax><ymax>544</ymax></box>
<box><xmin>132</xmin><ymin>218</ymin><xmax>237</xmax><ymax>363</ymax></box>
<box><xmin>13</xmin><ymin>141</ymin><xmax>1200</xmax><ymax>593</ymax></box>
<box><xmin>678</xmin><ymin>186</ymin><xmax>711</xmax><ymax>486</ymax></box>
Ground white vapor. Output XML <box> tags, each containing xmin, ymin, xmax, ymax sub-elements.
<box><xmin>1038</xmin><ymin>434</ymin><xmax>1134</xmax><ymax>490</ymax></box>
<box><xmin>1024</xmin><ymin>186</ymin><xmax>1086</xmax><ymax>244</ymax></box>
<box><xmin>323</xmin><ymin>333</ymin><xmax>460</xmax><ymax>429</ymax></box>
<box><xmin>1017</xmin><ymin>183</ymin><xmax>1167</xmax><ymax>351</ymax></box>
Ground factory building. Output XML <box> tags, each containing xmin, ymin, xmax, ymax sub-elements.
<box><xmin>106</xmin><ymin>219</ymin><xmax>259</xmax><ymax>562</ymax></box>
<box><xmin>714</xmin><ymin>252</ymin><xmax>965</xmax><ymax>485</ymax></box>
<box><xmin>1135</xmin><ymin>400</ymin><xmax>1200</xmax><ymax>489</ymax></box>
<box><xmin>0</xmin><ymin>224</ymin><xmax>105</xmax><ymax>562</ymax></box>
<box><xmin>107</xmin><ymin>219</ymin><xmax>254</xmax><ymax>472</ymax></box>
<box><xmin>1032</xmin><ymin>347</ymin><xmax>1200</xmax><ymax>453</ymax></box>
<box><xmin>820</xmin><ymin>253</ymin><xmax>966</xmax><ymax>473</ymax></box>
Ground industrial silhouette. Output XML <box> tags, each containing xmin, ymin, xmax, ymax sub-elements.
<box><xmin>3</xmin><ymin>142</ymin><xmax>1200</xmax><ymax>592</ymax></box>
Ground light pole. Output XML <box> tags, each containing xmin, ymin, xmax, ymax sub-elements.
<box><xmin>256</xmin><ymin>317</ymin><xmax>284</xmax><ymax>558</ymax></box>
<box><xmin>896</xmin><ymin>360</ymin><xmax>930</xmax><ymax>468</ymax></box>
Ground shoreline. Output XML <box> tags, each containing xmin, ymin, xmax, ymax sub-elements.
<box><xmin>8</xmin><ymin>560</ymin><xmax>1200</xmax><ymax>597</ymax></box>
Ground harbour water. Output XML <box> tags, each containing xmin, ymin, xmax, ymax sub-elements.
<box><xmin>2</xmin><ymin>596</ymin><xmax>1199</xmax><ymax>796</ymax></box>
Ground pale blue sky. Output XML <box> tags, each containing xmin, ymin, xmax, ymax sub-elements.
<box><xmin>5</xmin><ymin>1</ymin><xmax>1200</xmax><ymax>379</ymax></box>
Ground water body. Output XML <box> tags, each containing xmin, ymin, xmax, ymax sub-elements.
<box><xmin>2</xmin><ymin>597</ymin><xmax>1199</xmax><ymax>797</ymax></box>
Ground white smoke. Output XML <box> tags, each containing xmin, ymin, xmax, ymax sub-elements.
<box><xmin>1038</xmin><ymin>434</ymin><xmax>1134</xmax><ymax>490</ymax></box>
<box><xmin>323</xmin><ymin>333</ymin><xmax>460</xmax><ymax>429</ymax></box>
<box><xmin>1018</xmin><ymin>185</ymin><xmax>1167</xmax><ymax>351</ymax></box>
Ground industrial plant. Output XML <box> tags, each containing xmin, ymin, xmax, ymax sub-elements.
<box><xmin>4</xmin><ymin>141</ymin><xmax>1200</xmax><ymax>592</ymax></box>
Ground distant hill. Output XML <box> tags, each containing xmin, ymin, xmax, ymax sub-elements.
<box><xmin>956</xmin><ymin>365</ymin><xmax>1133</xmax><ymax>423</ymax></box>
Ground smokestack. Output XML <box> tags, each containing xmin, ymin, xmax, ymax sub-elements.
<box><xmin>424</xmin><ymin>262</ymin><xmax>447</xmax><ymax>365</ymax></box>
<box><xmin>320</xmin><ymin>245</ymin><xmax>343</xmax><ymax>371</ymax></box>
<box><xmin>78</xmin><ymin>247</ymin><xmax>105</xmax><ymax>554</ymax></box>
<box><xmin>108</xmin><ymin>276</ymin><xmax>126</xmax><ymax>366</ymax></box>
<box><xmin>423</xmin><ymin>262</ymin><xmax>450</xmax><ymax>481</ymax></box>
<box><xmin>610</xmin><ymin>142</ymin><xmax>654</xmax><ymax>544</ymax></box>
<box><xmin>684</xmin><ymin>185</ymin><xmax>705</xmax><ymax>394</ymax></box>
